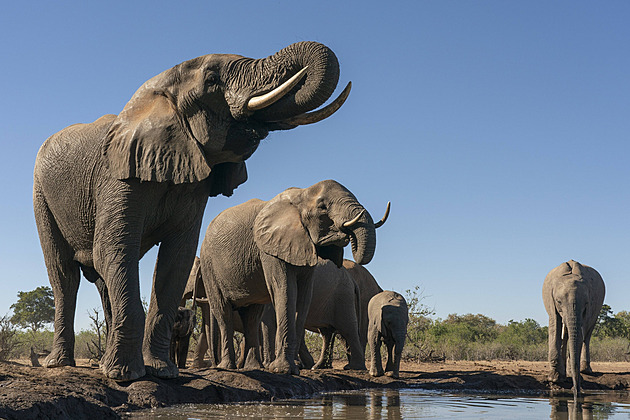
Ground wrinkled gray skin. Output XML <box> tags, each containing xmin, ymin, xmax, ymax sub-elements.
<box><xmin>368</xmin><ymin>291</ymin><xmax>408</xmax><ymax>379</ymax></box>
<box><xmin>200</xmin><ymin>180</ymin><xmax>377</xmax><ymax>375</ymax></box>
<box><xmin>169</xmin><ymin>307</ymin><xmax>195</xmax><ymax>369</ymax></box>
<box><xmin>261</xmin><ymin>258</ymin><xmax>367</xmax><ymax>371</ymax></box>
<box><xmin>542</xmin><ymin>260</ymin><xmax>605</xmax><ymax>398</ymax></box>
<box><xmin>33</xmin><ymin>41</ymin><xmax>347</xmax><ymax>381</ymax></box>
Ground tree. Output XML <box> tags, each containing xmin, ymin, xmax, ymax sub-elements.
<box><xmin>594</xmin><ymin>304</ymin><xmax>627</xmax><ymax>339</ymax></box>
<box><xmin>10</xmin><ymin>286</ymin><xmax>55</xmax><ymax>333</ymax></box>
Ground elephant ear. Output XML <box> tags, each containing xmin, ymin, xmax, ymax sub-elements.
<box><xmin>253</xmin><ymin>194</ymin><xmax>318</xmax><ymax>267</ymax></box>
<box><xmin>103</xmin><ymin>87</ymin><xmax>211</xmax><ymax>184</ymax></box>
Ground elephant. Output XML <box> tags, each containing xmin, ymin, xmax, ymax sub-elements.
<box><xmin>33</xmin><ymin>41</ymin><xmax>350</xmax><ymax>381</ymax></box>
<box><xmin>169</xmin><ymin>307</ymin><xmax>196</xmax><ymax>369</ymax></box>
<box><xmin>199</xmin><ymin>179</ymin><xmax>383</xmax><ymax>375</ymax></box>
<box><xmin>542</xmin><ymin>260</ymin><xmax>605</xmax><ymax>397</ymax></box>
<box><xmin>367</xmin><ymin>290</ymin><xmax>408</xmax><ymax>379</ymax></box>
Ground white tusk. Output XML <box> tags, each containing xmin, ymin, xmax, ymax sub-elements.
<box><xmin>342</xmin><ymin>209</ymin><xmax>365</xmax><ymax>229</ymax></box>
<box><xmin>278</xmin><ymin>81</ymin><xmax>351</xmax><ymax>126</ymax></box>
<box><xmin>374</xmin><ymin>202</ymin><xmax>391</xmax><ymax>229</ymax></box>
<box><xmin>247</xmin><ymin>67</ymin><xmax>309</xmax><ymax>111</ymax></box>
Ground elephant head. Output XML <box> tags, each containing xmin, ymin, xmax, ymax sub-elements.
<box><xmin>253</xmin><ymin>180</ymin><xmax>389</xmax><ymax>268</ymax></box>
<box><xmin>103</xmin><ymin>42</ymin><xmax>349</xmax><ymax>193</ymax></box>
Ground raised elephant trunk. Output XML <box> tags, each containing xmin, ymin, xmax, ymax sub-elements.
<box><xmin>247</xmin><ymin>42</ymin><xmax>341</xmax><ymax>122</ymax></box>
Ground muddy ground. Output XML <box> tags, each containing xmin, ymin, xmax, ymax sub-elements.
<box><xmin>2</xmin><ymin>359</ymin><xmax>630</xmax><ymax>419</ymax></box>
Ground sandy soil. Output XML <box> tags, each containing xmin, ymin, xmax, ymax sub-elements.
<box><xmin>2</xmin><ymin>359</ymin><xmax>630</xmax><ymax>419</ymax></box>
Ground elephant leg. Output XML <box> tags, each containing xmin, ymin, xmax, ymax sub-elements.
<box><xmin>212</xmin><ymin>302</ymin><xmax>236</xmax><ymax>369</ymax></box>
<box><xmin>369</xmin><ymin>328</ymin><xmax>384</xmax><ymax>377</ymax></box>
<box><xmin>260</xmin><ymin>307</ymin><xmax>276</xmax><ymax>367</ymax></box>
<box><xmin>81</xmin><ymin>267</ymin><xmax>112</xmax><ymax>338</ymax></box>
<box><xmin>581</xmin><ymin>326</ymin><xmax>595</xmax><ymax>374</ymax></box>
<box><xmin>547</xmin><ymin>312</ymin><xmax>564</xmax><ymax>382</ymax></box>
<box><xmin>34</xmin><ymin>192</ymin><xmax>80</xmax><ymax>368</ymax></box>
<box><xmin>192</xmin><ymin>304</ymin><xmax>210</xmax><ymax>368</ymax></box>
<box><xmin>339</xmin><ymin>328</ymin><xmax>366</xmax><ymax>371</ymax></box>
<box><xmin>385</xmin><ymin>335</ymin><xmax>405</xmax><ymax>379</ymax></box>
<box><xmin>142</xmin><ymin>228</ymin><xmax>200</xmax><ymax>379</ymax></box>
<box><xmin>293</xmin><ymin>268</ymin><xmax>314</xmax><ymax>367</ymax></box>
<box><xmin>312</xmin><ymin>329</ymin><xmax>333</xmax><ymax>370</ymax></box>
<box><xmin>176</xmin><ymin>333</ymin><xmax>191</xmax><ymax>369</ymax></box>
<box><xmin>262</xmin><ymin>254</ymin><xmax>300</xmax><ymax>375</ymax></box>
<box><xmin>239</xmin><ymin>304</ymin><xmax>265</xmax><ymax>370</ymax></box>
<box><xmin>385</xmin><ymin>338</ymin><xmax>395</xmax><ymax>373</ymax></box>
<box><xmin>298</xmin><ymin>334</ymin><xmax>315</xmax><ymax>369</ymax></box>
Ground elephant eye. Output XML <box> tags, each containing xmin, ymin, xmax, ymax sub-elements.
<box><xmin>206</xmin><ymin>72</ymin><xmax>219</xmax><ymax>87</ymax></box>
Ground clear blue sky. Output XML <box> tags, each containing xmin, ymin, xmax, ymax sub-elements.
<box><xmin>1</xmin><ymin>2</ymin><xmax>628</xmax><ymax>332</ymax></box>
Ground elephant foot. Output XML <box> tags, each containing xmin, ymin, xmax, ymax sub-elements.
<box><xmin>243</xmin><ymin>353</ymin><xmax>264</xmax><ymax>371</ymax></box>
<box><xmin>191</xmin><ymin>359</ymin><xmax>210</xmax><ymax>368</ymax></box>
<box><xmin>343</xmin><ymin>362</ymin><xmax>367</xmax><ymax>371</ymax></box>
<box><xmin>269</xmin><ymin>358</ymin><xmax>299</xmax><ymax>375</ymax></box>
<box><xmin>144</xmin><ymin>354</ymin><xmax>179</xmax><ymax>379</ymax></box>
<box><xmin>44</xmin><ymin>349</ymin><xmax>75</xmax><ymax>368</ymax></box>
<box><xmin>385</xmin><ymin>370</ymin><xmax>399</xmax><ymax>379</ymax></box>
<box><xmin>100</xmin><ymin>349</ymin><xmax>145</xmax><ymax>382</ymax></box>
<box><xmin>580</xmin><ymin>365</ymin><xmax>593</xmax><ymax>375</ymax></box>
<box><xmin>217</xmin><ymin>359</ymin><xmax>236</xmax><ymax>370</ymax></box>
<box><xmin>547</xmin><ymin>369</ymin><xmax>562</xmax><ymax>384</ymax></box>
<box><xmin>312</xmin><ymin>361</ymin><xmax>331</xmax><ymax>370</ymax></box>
<box><xmin>370</xmin><ymin>367</ymin><xmax>384</xmax><ymax>377</ymax></box>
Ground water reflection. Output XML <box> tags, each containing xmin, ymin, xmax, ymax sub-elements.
<box><xmin>127</xmin><ymin>389</ymin><xmax>630</xmax><ymax>419</ymax></box>
<box><xmin>548</xmin><ymin>394</ymin><xmax>623</xmax><ymax>420</ymax></box>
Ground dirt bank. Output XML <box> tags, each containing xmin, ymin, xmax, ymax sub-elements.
<box><xmin>2</xmin><ymin>359</ymin><xmax>630</xmax><ymax>419</ymax></box>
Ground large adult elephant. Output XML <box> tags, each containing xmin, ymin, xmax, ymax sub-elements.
<box><xmin>200</xmin><ymin>180</ymin><xmax>381</xmax><ymax>375</ymax></box>
<box><xmin>33</xmin><ymin>41</ymin><xmax>350</xmax><ymax>381</ymax></box>
<box><xmin>542</xmin><ymin>260</ymin><xmax>605</xmax><ymax>397</ymax></box>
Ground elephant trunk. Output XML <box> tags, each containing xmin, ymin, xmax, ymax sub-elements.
<box><xmin>566</xmin><ymin>313</ymin><xmax>583</xmax><ymax>399</ymax></box>
<box><xmin>251</xmin><ymin>41</ymin><xmax>340</xmax><ymax>122</ymax></box>
<box><xmin>348</xmin><ymin>208</ymin><xmax>376</xmax><ymax>265</ymax></box>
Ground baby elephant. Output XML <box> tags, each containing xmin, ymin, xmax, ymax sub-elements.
<box><xmin>368</xmin><ymin>290</ymin><xmax>408</xmax><ymax>379</ymax></box>
<box><xmin>169</xmin><ymin>307</ymin><xmax>196</xmax><ymax>369</ymax></box>
<box><xmin>542</xmin><ymin>260</ymin><xmax>605</xmax><ymax>397</ymax></box>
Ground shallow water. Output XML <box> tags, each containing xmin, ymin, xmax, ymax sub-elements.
<box><xmin>126</xmin><ymin>388</ymin><xmax>630</xmax><ymax>419</ymax></box>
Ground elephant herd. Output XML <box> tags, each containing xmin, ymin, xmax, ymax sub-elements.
<box><xmin>33</xmin><ymin>41</ymin><xmax>409</xmax><ymax>382</ymax></box>
<box><xmin>32</xmin><ymin>39</ymin><xmax>606</xmax><ymax>396</ymax></box>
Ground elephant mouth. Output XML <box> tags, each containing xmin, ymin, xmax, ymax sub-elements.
<box><xmin>245</xmin><ymin>73</ymin><xmax>351</xmax><ymax>129</ymax></box>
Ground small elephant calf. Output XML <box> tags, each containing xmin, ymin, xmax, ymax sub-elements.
<box><xmin>367</xmin><ymin>290</ymin><xmax>408</xmax><ymax>379</ymax></box>
<box><xmin>169</xmin><ymin>307</ymin><xmax>196</xmax><ymax>369</ymax></box>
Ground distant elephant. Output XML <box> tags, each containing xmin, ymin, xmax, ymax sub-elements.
<box><xmin>368</xmin><ymin>291</ymin><xmax>408</xmax><ymax>379</ymax></box>
<box><xmin>200</xmin><ymin>180</ymin><xmax>383</xmax><ymax>375</ymax></box>
<box><xmin>169</xmin><ymin>307</ymin><xmax>196</xmax><ymax>369</ymax></box>
<box><xmin>33</xmin><ymin>41</ymin><xmax>350</xmax><ymax>381</ymax></box>
<box><xmin>542</xmin><ymin>260</ymin><xmax>605</xmax><ymax>397</ymax></box>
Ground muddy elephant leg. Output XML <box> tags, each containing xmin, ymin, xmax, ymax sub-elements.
<box><xmin>239</xmin><ymin>304</ymin><xmax>265</xmax><ymax>370</ymax></box>
<box><xmin>212</xmin><ymin>302</ymin><xmax>236</xmax><ymax>369</ymax></box>
<box><xmin>313</xmin><ymin>328</ymin><xmax>335</xmax><ymax>369</ymax></box>
<box><xmin>260</xmin><ymin>308</ymin><xmax>275</xmax><ymax>367</ymax></box>
<box><xmin>385</xmin><ymin>334</ymin><xmax>405</xmax><ymax>378</ymax></box>
<box><xmin>262</xmin><ymin>254</ymin><xmax>300</xmax><ymax>375</ymax></box>
<box><xmin>293</xmin><ymin>268</ymin><xmax>314</xmax><ymax>369</ymax></box>
<box><xmin>547</xmin><ymin>312</ymin><xmax>564</xmax><ymax>382</ymax></box>
<box><xmin>368</xmin><ymin>328</ymin><xmax>384</xmax><ymax>377</ymax></box>
<box><xmin>34</xmin><ymin>192</ymin><xmax>80</xmax><ymax>368</ymax></box>
<box><xmin>142</xmin><ymin>227</ymin><xmax>200</xmax><ymax>379</ymax></box>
